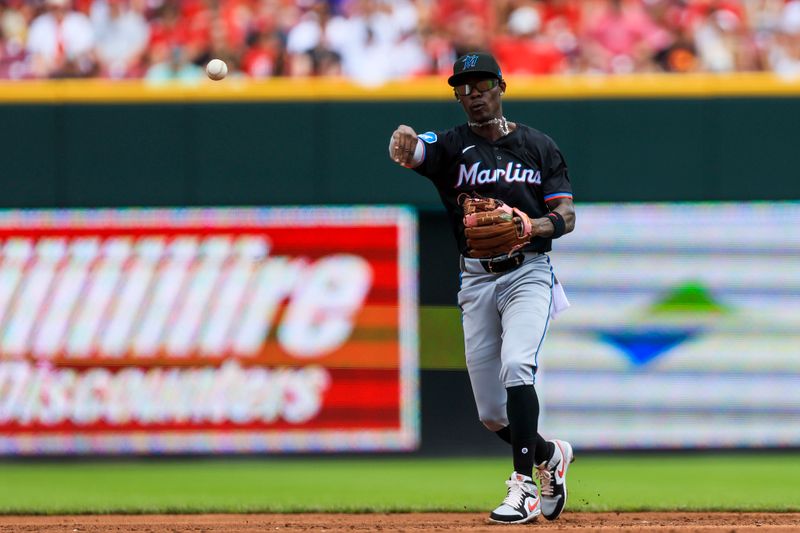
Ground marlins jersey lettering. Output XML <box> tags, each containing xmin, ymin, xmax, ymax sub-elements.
<box><xmin>413</xmin><ymin>123</ymin><xmax>573</xmax><ymax>255</ymax></box>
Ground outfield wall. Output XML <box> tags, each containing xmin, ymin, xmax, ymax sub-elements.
<box><xmin>1</xmin><ymin>77</ymin><xmax>799</xmax><ymax>454</ymax></box>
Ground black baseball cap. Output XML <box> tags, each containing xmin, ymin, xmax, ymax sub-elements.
<box><xmin>448</xmin><ymin>52</ymin><xmax>503</xmax><ymax>87</ymax></box>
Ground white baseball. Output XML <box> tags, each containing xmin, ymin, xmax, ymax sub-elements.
<box><xmin>206</xmin><ymin>59</ymin><xmax>228</xmax><ymax>81</ymax></box>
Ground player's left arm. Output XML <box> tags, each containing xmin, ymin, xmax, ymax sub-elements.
<box><xmin>534</xmin><ymin>134</ymin><xmax>575</xmax><ymax>238</ymax></box>
<box><xmin>533</xmin><ymin>197</ymin><xmax>575</xmax><ymax>237</ymax></box>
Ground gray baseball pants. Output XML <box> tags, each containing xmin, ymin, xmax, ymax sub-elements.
<box><xmin>457</xmin><ymin>252</ymin><xmax>554</xmax><ymax>432</ymax></box>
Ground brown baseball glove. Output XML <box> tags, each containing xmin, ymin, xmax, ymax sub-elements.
<box><xmin>461</xmin><ymin>195</ymin><xmax>534</xmax><ymax>258</ymax></box>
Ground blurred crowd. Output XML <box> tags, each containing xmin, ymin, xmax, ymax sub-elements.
<box><xmin>1</xmin><ymin>0</ymin><xmax>800</xmax><ymax>83</ymax></box>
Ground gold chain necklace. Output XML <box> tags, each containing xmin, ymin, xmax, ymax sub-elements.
<box><xmin>468</xmin><ymin>116</ymin><xmax>509</xmax><ymax>136</ymax></box>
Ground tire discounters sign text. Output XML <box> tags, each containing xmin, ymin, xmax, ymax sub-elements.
<box><xmin>0</xmin><ymin>207</ymin><xmax>418</xmax><ymax>455</ymax></box>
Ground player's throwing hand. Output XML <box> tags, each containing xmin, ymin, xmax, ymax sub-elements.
<box><xmin>389</xmin><ymin>125</ymin><xmax>420</xmax><ymax>167</ymax></box>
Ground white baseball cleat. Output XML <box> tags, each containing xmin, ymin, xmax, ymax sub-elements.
<box><xmin>488</xmin><ymin>471</ymin><xmax>541</xmax><ymax>524</ymax></box>
<box><xmin>536</xmin><ymin>439</ymin><xmax>575</xmax><ymax>521</ymax></box>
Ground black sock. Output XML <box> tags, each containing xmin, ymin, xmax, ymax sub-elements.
<box><xmin>535</xmin><ymin>438</ymin><xmax>555</xmax><ymax>466</ymax></box>
<box><xmin>496</xmin><ymin>426</ymin><xmax>551</xmax><ymax>463</ymax></box>
<box><xmin>495</xmin><ymin>426</ymin><xmax>512</xmax><ymax>444</ymax></box>
<box><xmin>506</xmin><ymin>384</ymin><xmax>540</xmax><ymax>478</ymax></box>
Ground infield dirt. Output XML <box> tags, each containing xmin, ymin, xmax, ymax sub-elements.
<box><xmin>1</xmin><ymin>513</ymin><xmax>799</xmax><ymax>532</ymax></box>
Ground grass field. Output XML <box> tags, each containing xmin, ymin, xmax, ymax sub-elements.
<box><xmin>0</xmin><ymin>454</ymin><xmax>798</xmax><ymax>514</ymax></box>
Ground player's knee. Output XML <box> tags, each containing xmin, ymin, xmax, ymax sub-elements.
<box><xmin>477</xmin><ymin>406</ymin><xmax>508</xmax><ymax>432</ymax></box>
<box><xmin>480</xmin><ymin>417</ymin><xmax>506</xmax><ymax>432</ymax></box>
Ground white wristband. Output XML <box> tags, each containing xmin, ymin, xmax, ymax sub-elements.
<box><xmin>408</xmin><ymin>138</ymin><xmax>424</xmax><ymax>167</ymax></box>
<box><xmin>388</xmin><ymin>137</ymin><xmax>425</xmax><ymax>168</ymax></box>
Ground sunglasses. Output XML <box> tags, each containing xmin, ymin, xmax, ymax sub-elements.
<box><xmin>454</xmin><ymin>78</ymin><xmax>499</xmax><ymax>96</ymax></box>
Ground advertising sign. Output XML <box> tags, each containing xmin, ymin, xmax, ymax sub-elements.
<box><xmin>541</xmin><ymin>203</ymin><xmax>800</xmax><ymax>448</ymax></box>
<box><xmin>0</xmin><ymin>207</ymin><xmax>418</xmax><ymax>454</ymax></box>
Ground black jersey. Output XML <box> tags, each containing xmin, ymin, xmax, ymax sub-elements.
<box><xmin>413</xmin><ymin>123</ymin><xmax>573</xmax><ymax>256</ymax></box>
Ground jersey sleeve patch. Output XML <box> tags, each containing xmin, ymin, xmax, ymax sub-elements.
<box><xmin>418</xmin><ymin>131</ymin><xmax>438</xmax><ymax>144</ymax></box>
<box><xmin>544</xmin><ymin>192</ymin><xmax>573</xmax><ymax>202</ymax></box>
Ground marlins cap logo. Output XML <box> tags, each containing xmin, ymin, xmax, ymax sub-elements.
<box><xmin>462</xmin><ymin>55</ymin><xmax>479</xmax><ymax>69</ymax></box>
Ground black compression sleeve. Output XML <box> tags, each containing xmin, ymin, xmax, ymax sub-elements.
<box><xmin>546</xmin><ymin>211</ymin><xmax>566</xmax><ymax>239</ymax></box>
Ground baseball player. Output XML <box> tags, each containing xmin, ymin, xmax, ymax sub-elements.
<box><xmin>388</xmin><ymin>52</ymin><xmax>575</xmax><ymax>524</ymax></box>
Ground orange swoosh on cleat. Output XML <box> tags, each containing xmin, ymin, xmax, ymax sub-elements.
<box><xmin>557</xmin><ymin>442</ymin><xmax>567</xmax><ymax>478</ymax></box>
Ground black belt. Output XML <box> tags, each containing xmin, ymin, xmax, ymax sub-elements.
<box><xmin>480</xmin><ymin>253</ymin><xmax>525</xmax><ymax>274</ymax></box>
